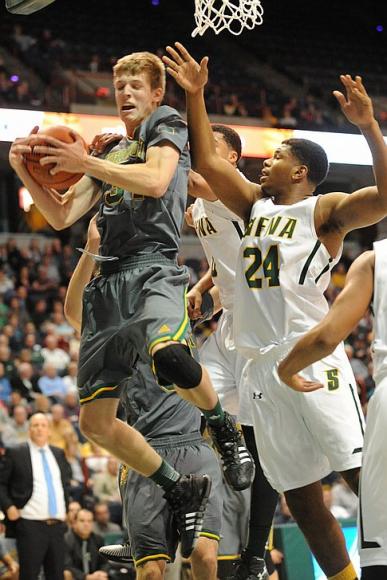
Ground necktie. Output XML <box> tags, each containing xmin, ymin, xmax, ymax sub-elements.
<box><xmin>39</xmin><ymin>448</ymin><xmax>58</xmax><ymax>517</ymax></box>
<box><xmin>82</xmin><ymin>540</ymin><xmax>90</xmax><ymax>574</ymax></box>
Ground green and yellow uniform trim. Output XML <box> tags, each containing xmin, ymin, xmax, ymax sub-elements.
<box><xmin>200</xmin><ymin>531</ymin><xmax>220</xmax><ymax>542</ymax></box>
<box><xmin>134</xmin><ymin>553</ymin><xmax>171</xmax><ymax>567</ymax></box>
<box><xmin>148</xmin><ymin>288</ymin><xmax>189</xmax><ymax>354</ymax></box>
<box><xmin>79</xmin><ymin>384</ymin><xmax>119</xmax><ymax>404</ymax></box>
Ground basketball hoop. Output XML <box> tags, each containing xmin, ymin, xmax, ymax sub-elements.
<box><xmin>192</xmin><ymin>0</ymin><xmax>264</xmax><ymax>37</ymax></box>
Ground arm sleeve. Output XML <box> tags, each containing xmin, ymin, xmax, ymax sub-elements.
<box><xmin>146</xmin><ymin>108</ymin><xmax>188</xmax><ymax>154</ymax></box>
<box><xmin>64</xmin><ymin>536</ymin><xmax>86</xmax><ymax>580</ymax></box>
<box><xmin>0</xmin><ymin>452</ymin><xmax>14</xmax><ymax>511</ymax></box>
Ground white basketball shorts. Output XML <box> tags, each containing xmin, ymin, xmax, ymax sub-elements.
<box><xmin>241</xmin><ymin>341</ymin><xmax>364</xmax><ymax>492</ymax></box>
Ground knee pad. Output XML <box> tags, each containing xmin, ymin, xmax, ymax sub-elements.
<box><xmin>153</xmin><ymin>343</ymin><xmax>203</xmax><ymax>389</ymax></box>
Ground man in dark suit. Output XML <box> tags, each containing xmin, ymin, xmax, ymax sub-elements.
<box><xmin>0</xmin><ymin>412</ymin><xmax>71</xmax><ymax>580</ymax></box>
<box><xmin>10</xmin><ymin>361</ymin><xmax>41</xmax><ymax>401</ymax></box>
<box><xmin>64</xmin><ymin>508</ymin><xmax>110</xmax><ymax>579</ymax></box>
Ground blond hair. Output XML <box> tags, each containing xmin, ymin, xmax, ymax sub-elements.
<box><xmin>113</xmin><ymin>51</ymin><xmax>166</xmax><ymax>95</ymax></box>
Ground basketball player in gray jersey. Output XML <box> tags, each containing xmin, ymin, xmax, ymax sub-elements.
<box><xmin>10</xmin><ymin>51</ymin><xmax>254</xmax><ymax>556</ymax></box>
<box><xmin>65</xmin><ymin>215</ymin><xmax>223</xmax><ymax>580</ymax></box>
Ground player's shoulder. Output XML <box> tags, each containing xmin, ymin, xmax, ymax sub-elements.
<box><xmin>349</xmin><ymin>249</ymin><xmax>375</xmax><ymax>277</ymax></box>
<box><xmin>147</xmin><ymin>105</ymin><xmax>185</xmax><ymax>127</ymax></box>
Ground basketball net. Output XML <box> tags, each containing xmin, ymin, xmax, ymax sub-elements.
<box><xmin>192</xmin><ymin>0</ymin><xmax>264</xmax><ymax>36</ymax></box>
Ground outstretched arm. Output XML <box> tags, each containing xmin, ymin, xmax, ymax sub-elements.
<box><xmin>319</xmin><ymin>76</ymin><xmax>387</xmax><ymax>236</ymax></box>
<box><xmin>163</xmin><ymin>43</ymin><xmax>259</xmax><ymax>221</ymax></box>
<box><xmin>278</xmin><ymin>251</ymin><xmax>374</xmax><ymax>391</ymax></box>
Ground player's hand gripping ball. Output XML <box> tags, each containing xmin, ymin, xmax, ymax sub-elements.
<box><xmin>24</xmin><ymin>125</ymin><xmax>87</xmax><ymax>190</ymax></box>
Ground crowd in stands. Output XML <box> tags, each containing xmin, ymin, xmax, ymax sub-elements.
<box><xmin>1</xmin><ymin>0</ymin><xmax>386</xmax><ymax>131</ymax></box>
<box><xmin>0</xmin><ymin>229</ymin><xmax>370</xmax><ymax>565</ymax></box>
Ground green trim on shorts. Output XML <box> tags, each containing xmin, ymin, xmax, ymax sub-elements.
<box><xmin>134</xmin><ymin>553</ymin><xmax>171</xmax><ymax>567</ymax></box>
<box><xmin>147</xmin><ymin>288</ymin><xmax>189</xmax><ymax>354</ymax></box>
<box><xmin>200</xmin><ymin>531</ymin><xmax>220</xmax><ymax>542</ymax></box>
<box><xmin>79</xmin><ymin>384</ymin><xmax>119</xmax><ymax>404</ymax></box>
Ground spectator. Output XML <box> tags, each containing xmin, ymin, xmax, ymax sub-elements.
<box><xmin>274</xmin><ymin>494</ymin><xmax>295</xmax><ymax>525</ymax></box>
<box><xmin>12</xmin><ymin>24</ymin><xmax>36</xmax><ymax>53</ymax></box>
<box><xmin>30</xmin><ymin>299</ymin><xmax>49</xmax><ymax>329</ymax></box>
<box><xmin>51</xmin><ymin>311</ymin><xmax>74</xmax><ymax>340</ymax></box>
<box><xmin>92</xmin><ymin>457</ymin><xmax>121</xmax><ymax>526</ymax></box>
<box><xmin>0</xmin><ymin>413</ymin><xmax>71</xmax><ymax>580</ymax></box>
<box><xmin>1</xmin><ymin>405</ymin><xmax>29</xmax><ymax>448</ymax></box>
<box><xmin>331</xmin><ymin>477</ymin><xmax>358</xmax><ymax>520</ymax></box>
<box><xmin>10</xmin><ymin>362</ymin><xmax>40</xmax><ymax>401</ymax></box>
<box><xmin>93</xmin><ymin>502</ymin><xmax>121</xmax><ymax>538</ymax></box>
<box><xmin>80</xmin><ymin>441</ymin><xmax>109</xmax><ymax>478</ymax></box>
<box><xmin>344</xmin><ymin>344</ymin><xmax>369</xmax><ymax>380</ymax></box>
<box><xmin>0</xmin><ymin>363</ymin><xmax>11</xmax><ymax>404</ymax></box>
<box><xmin>23</xmin><ymin>334</ymin><xmax>44</xmax><ymax>369</ymax></box>
<box><xmin>64</xmin><ymin>509</ymin><xmax>110</xmax><ymax>580</ymax></box>
<box><xmin>323</xmin><ymin>485</ymin><xmax>354</xmax><ymax>521</ymax></box>
<box><xmin>89</xmin><ymin>54</ymin><xmax>100</xmax><ymax>73</ymax></box>
<box><xmin>92</xmin><ymin>457</ymin><xmax>120</xmax><ymax>505</ymax></box>
<box><xmin>63</xmin><ymin>361</ymin><xmax>78</xmax><ymax>393</ymax></box>
<box><xmin>38</xmin><ymin>363</ymin><xmax>67</xmax><ymax>401</ymax></box>
<box><xmin>331</xmin><ymin>262</ymin><xmax>347</xmax><ymax>290</ymax></box>
<box><xmin>64</xmin><ymin>439</ymin><xmax>84</xmax><ymax>503</ymax></box>
<box><xmin>62</xmin><ymin>391</ymin><xmax>80</xmax><ymax>438</ymax></box>
<box><xmin>66</xmin><ymin>500</ymin><xmax>81</xmax><ymax>530</ymax></box>
<box><xmin>0</xmin><ymin>534</ymin><xmax>19</xmax><ymax>579</ymax></box>
<box><xmin>41</xmin><ymin>335</ymin><xmax>70</xmax><ymax>373</ymax></box>
<box><xmin>0</xmin><ymin>271</ymin><xmax>14</xmax><ymax>296</ymax></box>
<box><xmin>49</xmin><ymin>403</ymin><xmax>77</xmax><ymax>450</ymax></box>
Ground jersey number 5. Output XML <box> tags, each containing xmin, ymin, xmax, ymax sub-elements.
<box><xmin>244</xmin><ymin>245</ymin><xmax>280</xmax><ymax>289</ymax></box>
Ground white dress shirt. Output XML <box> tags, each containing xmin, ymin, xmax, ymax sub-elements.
<box><xmin>21</xmin><ymin>440</ymin><xmax>66</xmax><ymax>521</ymax></box>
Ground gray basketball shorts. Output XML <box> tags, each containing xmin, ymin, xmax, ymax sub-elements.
<box><xmin>77</xmin><ymin>256</ymin><xmax>191</xmax><ymax>404</ymax></box>
<box><xmin>120</xmin><ymin>433</ymin><xmax>223</xmax><ymax>566</ymax></box>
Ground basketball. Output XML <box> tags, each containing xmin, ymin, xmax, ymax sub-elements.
<box><xmin>24</xmin><ymin>125</ymin><xmax>88</xmax><ymax>190</ymax></box>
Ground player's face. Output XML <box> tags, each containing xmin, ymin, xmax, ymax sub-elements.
<box><xmin>260</xmin><ymin>144</ymin><xmax>299</xmax><ymax>196</ymax></box>
<box><xmin>213</xmin><ymin>132</ymin><xmax>238</xmax><ymax>166</ymax></box>
<box><xmin>114</xmin><ymin>72</ymin><xmax>163</xmax><ymax>133</ymax></box>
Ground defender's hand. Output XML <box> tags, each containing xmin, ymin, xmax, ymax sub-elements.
<box><xmin>278</xmin><ymin>369</ymin><xmax>323</xmax><ymax>393</ymax></box>
<box><xmin>187</xmin><ymin>287</ymin><xmax>203</xmax><ymax>319</ymax></box>
<box><xmin>89</xmin><ymin>132</ymin><xmax>122</xmax><ymax>156</ymax></box>
<box><xmin>163</xmin><ymin>42</ymin><xmax>208</xmax><ymax>94</ymax></box>
<box><xmin>185</xmin><ymin>204</ymin><xmax>195</xmax><ymax>228</ymax></box>
<box><xmin>333</xmin><ymin>75</ymin><xmax>375</xmax><ymax>129</ymax></box>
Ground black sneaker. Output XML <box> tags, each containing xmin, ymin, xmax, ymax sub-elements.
<box><xmin>208</xmin><ymin>412</ymin><xmax>254</xmax><ymax>491</ymax></box>
<box><xmin>99</xmin><ymin>541</ymin><xmax>132</xmax><ymax>563</ymax></box>
<box><xmin>227</xmin><ymin>550</ymin><xmax>269</xmax><ymax>579</ymax></box>
<box><xmin>164</xmin><ymin>474</ymin><xmax>211</xmax><ymax>558</ymax></box>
